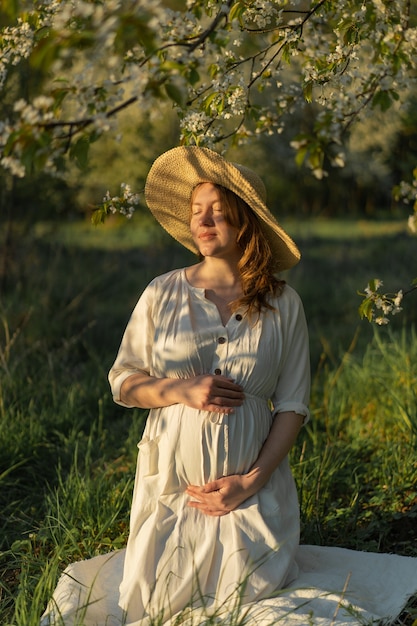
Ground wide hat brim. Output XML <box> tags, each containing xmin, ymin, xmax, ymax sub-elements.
<box><xmin>144</xmin><ymin>146</ymin><xmax>300</xmax><ymax>271</ymax></box>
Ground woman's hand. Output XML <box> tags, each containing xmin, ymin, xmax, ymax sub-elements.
<box><xmin>177</xmin><ymin>374</ymin><xmax>244</xmax><ymax>413</ymax></box>
<box><xmin>120</xmin><ymin>372</ymin><xmax>244</xmax><ymax>412</ymax></box>
<box><xmin>186</xmin><ymin>412</ymin><xmax>305</xmax><ymax>517</ymax></box>
<box><xmin>186</xmin><ymin>474</ymin><xmax>256</xmax><ymax>516</ymax></box>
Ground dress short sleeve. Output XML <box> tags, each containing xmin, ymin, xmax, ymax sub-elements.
<box><xmin>270</xmin><ymin>286</ymin><xmax>311</xmax><ymax>424</ymax></box>
<box><xmin>108</xmin><ymin>280</ymin><xmax>157</xmax><ymax>408</ymax></box>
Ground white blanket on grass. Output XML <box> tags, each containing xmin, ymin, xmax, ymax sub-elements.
<box><xmin>40</xmin><ymin>545</ymin><xmax>417</xmax><ymax>626</ymax></box>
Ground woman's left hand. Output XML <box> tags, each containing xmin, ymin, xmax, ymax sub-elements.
<box><xmin>186</xmin><ymin>411</ymin><xmax>304</xmax><ymax>517</ymax></box>
<box><xmin>186</xmin><ymin>474</ymin><xmax>256</xmax><ymax>516</ymax></box>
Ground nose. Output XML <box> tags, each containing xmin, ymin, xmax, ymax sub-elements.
<box><xmin>199</xmin><ymin>209</ymin><xmax>215</xmax><ymax>226</ymax></box>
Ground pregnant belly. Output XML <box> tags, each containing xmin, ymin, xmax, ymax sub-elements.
<box><xmin>172</xmin><ymin>395</ymin><xmax>273</xmax><ymax>486</ymax></box>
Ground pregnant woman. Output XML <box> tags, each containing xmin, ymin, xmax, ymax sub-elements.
<box><xmin>108</xmin><ymin>146</ymin><xmax>310</xmax><ymax>623</ymax></box>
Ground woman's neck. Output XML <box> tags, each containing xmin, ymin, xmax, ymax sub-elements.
<box><xmin>186</xmin><ymin>259</ymin><xmax>243</xmax><ymax>325</ymax></box>
<box><xmin>187</xmin><ymin>257</ymin><xmax>242</xmax><ymax>290</ymax></box>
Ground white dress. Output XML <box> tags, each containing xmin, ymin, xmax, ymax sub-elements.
<box><xmin>108</xmin><ymin>268</ymin><xmax>311</xmax><ymax>624</ymax></box>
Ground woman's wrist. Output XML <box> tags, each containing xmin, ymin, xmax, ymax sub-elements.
<box><xmin>120</xmin><ymin>373</ymin><xmax>180</xmax><ymax>408</ymax></box>
<box><xmin>244</xmin><ymin>466</ymin><xmax>272</xmax><ymax>495</ymax></box>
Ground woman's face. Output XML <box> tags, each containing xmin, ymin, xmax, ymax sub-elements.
<box><xmin>190</xmin><ymin>183</ymin><xmax>241</xmax><ymax>261</ymax></box>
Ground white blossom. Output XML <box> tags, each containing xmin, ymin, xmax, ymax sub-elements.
<box><xmin>394</xmin><ymin>290</ymin><xmax>404</xmax><ymax>308</ymax></box>
<box><xmin>1</xmin><ymin>0</ymin><xmax>416</xmax><ymax>191</ymax></box>
<box><xmin>1</xmin><ymin>156</ymin><xmax>25</xmax><ymax>177</ymax></box>
<box><xmin>408</xmin><ymin>214</ymin><xmax>417</xmax><ymax>233</ymax></box>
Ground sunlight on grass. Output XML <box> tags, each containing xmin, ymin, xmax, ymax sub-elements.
<box><xmin>32</xmin><ymin>215</ymin><xmax>172</xmax><ymax>250</ymax></box>
<box><xmin>283</xmin><ymin>218</ymin><xmax>410</xmax><ymax>240</ymax></box>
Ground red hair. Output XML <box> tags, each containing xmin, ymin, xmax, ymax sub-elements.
<box><xmin>191</xmin><ymin>184</ymin><xmax>285</xmax><ymax>318</ymax></box>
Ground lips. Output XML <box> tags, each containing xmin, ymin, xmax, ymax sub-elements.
<box><xmin>198</xmin><ymin>232</ymin><xmax>216</xmax><ymax>240</ymax></box>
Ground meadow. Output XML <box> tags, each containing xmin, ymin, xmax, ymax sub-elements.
<box><xmin>0</xmin><ymin>215</ymin><xmax>416</xmax><ymax>625</ymax></box>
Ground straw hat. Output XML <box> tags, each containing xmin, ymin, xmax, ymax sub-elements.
<box><xmin>144</xmin><ymin>146</ymin><xmax>300</xmax><ymax>270</ymax></box>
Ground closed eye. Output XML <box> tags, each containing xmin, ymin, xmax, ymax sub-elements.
<box><xmin>190</xmin><ymin>203</ymin><xmax>223</xmax><ymax>216</ymax></box>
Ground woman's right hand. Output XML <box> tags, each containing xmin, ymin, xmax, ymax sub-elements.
<box><xmin>176</xmin><ymin>374</ymin><xmax>244</xmax><ymax>413</ymax></box>
<box><xmin>120</xmin><ymin>372</ymin><xmax>244</xmax><ymax>412</ymax></box>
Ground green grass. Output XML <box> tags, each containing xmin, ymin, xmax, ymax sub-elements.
<box><xmin>0</xmin><ymin>216</ymin><xmax>416</xmax><ymax>625</ymax></box>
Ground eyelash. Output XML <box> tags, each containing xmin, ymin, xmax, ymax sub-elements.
<box><xmin>191</xmin><ymin>207</ymin><xmax>222</xmax><ymax>215</ymax></box>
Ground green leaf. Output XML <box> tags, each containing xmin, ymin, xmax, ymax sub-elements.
<box><xmin>208</xmin><ymin>64</ymin><xmax>219</xmax><ymax>79</ymax></box>
<box><xmin>51</xmin><ymin>86</ymin><xmax>70</xmax><ymax>111</ymax></box>
<box><xmin>303</xmin><ymin>81</ymin><xmax>313</xmax><ymax>104</ymax></box>
<box><xmin>202</xmin><ymin>92</ymin><xmax>219</xmax><ymax>114</ymax></box>
<box><xmin>358</xmin><ymin>298</ymin><xmax>373</xmax><ymax>322</ymax></box>
<box><xmin>69</xmin><ymin>136</ymin><xmax>90</xmax><ymax>170</ymax></box>
<box><xmin>295</xmin><ymin>146</ymin><xmax>308</xmax><ymax>168</ymax></box>
<box><xmin>229</xmin><ymin>2</ymin><xmax>246</xmax><ymax>24</ymax></box>
<box><xmin>159</xmin><ymin>61</ymin><xmax>184</xmax><ymax>73</ymax></box>
<box><xmin>188</xmin><ymin>67</ymin><xmax>200</xmax><ymax>86</ymax></box>
<box><xmin>371</xmin><ymin>90</ymin><xmax>392</xmax><ymax>112</ymax></box>
<box><xmin>307</xmin><ymin>146</ymin><xmax>324</xmax><ymax>171</ymax></box>
<box><xmin>91</xmin><ymin>206</ymin><xmax>108</xmax><ymax>226</ymax></box>
<box><xmin>164</xmin><ymin>82</ymin><xmax>184</xmax><ymax>106</ymax></box>
<box><xmin>216</xmin><ymin>94</ymin><xmax>225</xmax><ymax>114</ymax></box>
<box><xmin>342</xmin><ymin>24</ymin><xmax>358</xmax><ymax>45</ymax></box>
<box><xmin>282</xmin><ymin>42</ymin><xmax>296</xmax><ymax>64</ymax></box>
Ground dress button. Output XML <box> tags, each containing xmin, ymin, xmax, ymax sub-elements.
<box><xmin>218</xmin><ymin>336</ymin><xmax>226</xmax><ymax>344</ymax></box>
<box><xmin>214</xmin><ymin>368</ymin><xmax>221</xmax><ymax>375</ymax></box>
<box><xmin>235</xmin><ymin>314</ymin><xmax>243</xmax><ymax>321</ymax></box>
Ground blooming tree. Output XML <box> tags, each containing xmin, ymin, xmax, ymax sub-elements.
<box><xmin>1</xmin><ymin>0</ymin><xmax>416</xmax><ymax>319</ymax></box>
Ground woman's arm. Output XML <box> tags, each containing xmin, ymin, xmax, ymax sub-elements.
<box><xmin>120</xmin><ymin>371</ymin><xmax>245</xmax><ymax>414</ymax></box>
<box><xmin>186</xmin><ymin>410</ymin><xmax>304</xmax><ymax>516</ymax></box>
<box><xmin>245</xmin><ymin>410</ymin><xmax>304</xmax><ymax>489</ymax></box>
